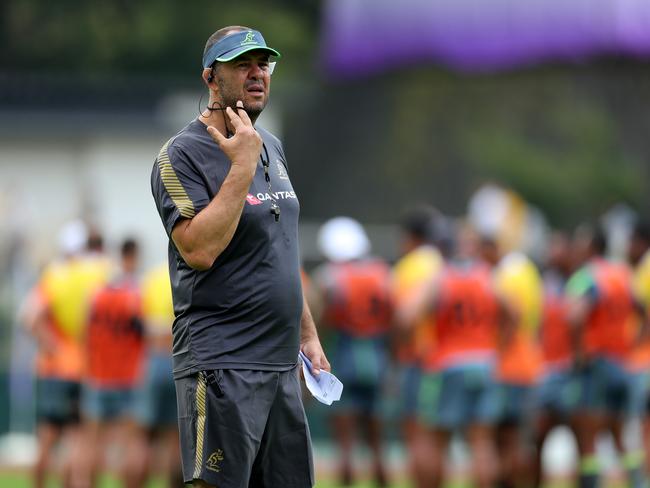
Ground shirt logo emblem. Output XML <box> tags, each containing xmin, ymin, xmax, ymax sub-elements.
<box><xmin>276</xmin><ymin>161</ymin><xmax>288</xmax><ymax>180</ymax></box>
<box><xmin>206</xmin><ymin>449</ymin><xmax>224</xmax><ymax>472</ymax></box>
<box><xmin>241</xmin><ymin>31</ymin><xmax>258</xmax><ymax>46</ymax></box>
<box><xmin>246</xmin><ymin>193</ymin><xmax>262</xmax><ymax>205</ymax></box>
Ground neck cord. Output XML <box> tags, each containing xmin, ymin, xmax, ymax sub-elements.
<box><xmin>261</xmin><ymin>143</ymin><xmax>281</xmax><ymax>222</ymax></box>
<box><xmin>204</xmin><ymin>100</ymin><xmax>233</xmax><ymax>137</ymax></box>
<box><xmin>204</xmin><ymin>100</ymin><xmax>280</xmax><ymax>222</ymax></box>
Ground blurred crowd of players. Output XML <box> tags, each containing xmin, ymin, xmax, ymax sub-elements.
<box><xmin>308</xmin><ymin>206</ymin><xmax>650</xmax><ymax>488</ymax></box>
<box><xmin>19</xmin><ymin>204</ymin><xmax>650</xmax><ymax>488</ymax></box>
<box><xmin>19</xmin><ymin>221</ymin><xmax>182</xmax><ymax>488</ymax></box>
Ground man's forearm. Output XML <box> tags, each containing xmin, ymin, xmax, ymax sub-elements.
<box><xmin>300</xmin><ymin>294</ymin><xmax>319</xmax><ymax>343</ymax></box>
<box><xmin>567</xmin><ymin>298</ymin><xmax>589</xmax><ymax>363</ymax></box>
<box><xmin>172</xmin><ymin>103</ymin><xmax>262</xmax><ymax>271</ymax></box>
<box><xmin>299</xmin><ymin>292</ymin><xmax>331</xmax><ymax>372</ymax></box>
<box><xmin>172</xmin><ymin>165</ymin><xmax>254</xmax><ymax>270</ymax></box>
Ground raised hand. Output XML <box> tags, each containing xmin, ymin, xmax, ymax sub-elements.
<box><xmin>206</xmin><ymin>100</ymin><xmax>262</xmax><ymax>176</ymax></box>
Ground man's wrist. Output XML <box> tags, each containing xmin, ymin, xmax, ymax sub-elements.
<box><xmin>230</xmin><ymin>159</ymin><xmax>257</xmax><ymax>178</ymax></box>
<box><xmin>300</xmin><ymin>334</ymin><xmax>316</xmax><ymax>345</ymax></box>
<box><xmin>300</xmin><ymin>328</ymin><xmax>319</xmax><ymax>345</ymax></box>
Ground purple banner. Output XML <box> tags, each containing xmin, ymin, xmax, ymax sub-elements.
<box><xmin>322</xmin><ymin>0</ymin><xmax>650</xmax><ymax>76</ymax></box>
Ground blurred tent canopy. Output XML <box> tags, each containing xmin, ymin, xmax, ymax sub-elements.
<box><xmin>323</xmin><ymin>0</ymin><xmax>650</xmax><ymax>76</ymax></box>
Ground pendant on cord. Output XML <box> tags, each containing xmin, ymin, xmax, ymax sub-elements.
<box><xmin>270</xmin><ymin>202</ymin><xmax>281</xmax><ymax>222</ymax></box>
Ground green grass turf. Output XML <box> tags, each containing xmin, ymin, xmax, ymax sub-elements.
<box><xmin>315</xmin><ymin>481</ymin><xmax>413</xmax><ymax>488</ymax></box>
<box><xmin>0</xmin><ymin>473</ymin><xmax>418</xmax><ymax>488</ymax></box>
<box><xmin>0</xmin><ymin>473</ymin><xmax>166</xmax><ymax>488</ymax></box>
<box><xmin>0</xmin><ymin>472</ymin><xmax>623</xmax><ymax>488</ymax></box>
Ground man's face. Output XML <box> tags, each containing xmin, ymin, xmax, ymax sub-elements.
<box><xmin>215</xmin><ymin>51</ymin><xmax>272</xmax><ymax>119</ymax></box>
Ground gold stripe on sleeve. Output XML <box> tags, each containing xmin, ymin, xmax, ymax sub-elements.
<box><xmin>157</xmin><ymin>139</ymin><xmax>196</xmax><ymax>219</ymax></box>
<box><xmin>193</xmin><ymin>372</ymin><xmax>208</xmax><ymax>479</ymax></box>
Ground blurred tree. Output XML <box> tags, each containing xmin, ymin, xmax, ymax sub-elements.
<box><xmin>0</xmin><ymin>0</ymin><xmax>319</xmax><ymax>79</ymax></box>
<box><xmin>286</xmin><ymin>63</ymin><xmax>649</xmax><ymax>229</ymax></box>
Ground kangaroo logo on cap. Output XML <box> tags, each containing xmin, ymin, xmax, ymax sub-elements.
<box><xmin>241</xmin><ymin>31</ymin><xmax>258</xmax><ymax>46</ymax></box>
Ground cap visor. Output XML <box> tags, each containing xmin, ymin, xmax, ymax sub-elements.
<box><xmin>216</xmin><ymin>46</ymin><xmax>281</xmax><ymax>62</ymax></box>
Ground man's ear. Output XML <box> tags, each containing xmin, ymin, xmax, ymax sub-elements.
<box><xmin>202</xmin><ymin>68</ymin><xmax>215</xmax><ymax>88</ymax></box>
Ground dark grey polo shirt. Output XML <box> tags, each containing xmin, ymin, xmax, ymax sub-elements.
<box><xmin>151</xmin><ymin>119</ymin><xmax>303</xmax><ymax>378</ymax></box>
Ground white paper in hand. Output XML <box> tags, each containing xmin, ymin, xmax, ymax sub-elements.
<box><xmin>299</xmin><ymin>351</ymin><xmax>343</xmax><ymax>405</ymax></box>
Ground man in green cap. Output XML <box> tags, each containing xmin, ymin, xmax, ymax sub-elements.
<box><xmin>151</xmin><ymin>25</ymin><xmax>330</xmax><ymax>488</ymax></box>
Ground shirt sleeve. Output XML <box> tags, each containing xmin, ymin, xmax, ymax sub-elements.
<box><xmin>277</xmin><ymin>140</ymin><xmax>289</xmax><ymax>172</ymax></box>
<box><xmin>150</xmin><ymin>138</ymin><xmax>211</xmax><ymax>237</ymax></box>
<box><xmin>566</xmin><ymin>267</ymin><xmax>598</xmax><ymax>302</ymax></box>
<box><xmin>262</xmin><ymin>128</ymin><xmax>289</xmax><ymax>172</ymax></box>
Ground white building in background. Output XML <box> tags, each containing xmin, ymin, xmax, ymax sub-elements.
<box><xmin>0</xmin><ymin>80</ymin><xmax>281</xmax><ymax>444</ymax></box>
<box><xmin>0</xmin><ymin>91</ymin><xmax>283</xmax><ymax>272</ymax></box>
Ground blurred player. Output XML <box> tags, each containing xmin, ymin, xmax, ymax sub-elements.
<box><xmin>82</xmin><ymin>238</ymin><xmax>145</xmax><ymax>488</ymax></box>
<box><xmin>391</xmin><ymin>205</ymin><xmax>445</xmax><ymax>486</ymax></box>
<box><xmin>532</xmin><ymin>231</ymin><xmax>577</xmax><ymax>486</ymax></box>
<box><xmin>491</xmin><ymin>244</ymin><xmax>544</xmax><ymax>488</ymax></box>
<box><xmin>628</xmin><ymin>220</ymin><xmax>650</xmax><ymax>269</ymax></box>
<box><xmin>313</xmin><ymin>217</ymin><xmax>393</xmax><ymax>486</ymax></box>
<box><xmin>627</xmin><ymin>220</ymin><xmax>650</xmax><ymax>479</ymax></box>
<box><xmin>21</xmin><ymin>220</ymin><xmax>111</xmax><ymax>488</ymax></box>
<box><xmin>132</xmin><ymin>261</ymin><xmax>183</xmax><ymax>488</ymax></box>
<box><xmin>401</xmin><ymin>224</ymin><xmax>508</xmax><ymax>488</ymax></box>
<box><xmin>567</xmin><ymin>225</ymin><xmax>646</xmax><ymax>488</ymax></box>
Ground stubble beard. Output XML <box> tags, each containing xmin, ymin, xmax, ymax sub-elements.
<box><xmin>217</xmin><ymin>78</ymin><xmax>266</xmax><ymax>121</ymax></box>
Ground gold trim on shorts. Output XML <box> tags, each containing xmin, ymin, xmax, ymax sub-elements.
<box><xmin>193</xmin><ymin>372</ymin><xmax>208</xmax><ymax>479</ymax></box>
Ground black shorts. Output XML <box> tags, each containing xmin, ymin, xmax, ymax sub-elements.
<box><xmin>176</xmin><ymin>365</ymin><xmax>314</xmax><ymax>488</ymax></box>
<box><xmin>36</xmin><ymin>378</ymin><xmax>81</xmax><ymax>426</ymax></box>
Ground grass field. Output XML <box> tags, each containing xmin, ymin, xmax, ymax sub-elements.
<box><xmin>0</xmin><ymin>471</ymin><xmax>626</xmax><ymax>488</ymax></box>
<box><xmin>0</xmin><ymin>472</ymin><xmax>416</xmax><ymax>488</ymax></box>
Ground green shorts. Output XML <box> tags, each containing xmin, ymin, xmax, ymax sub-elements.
<box><xmin>496</xmin><ymin>383</ymin><xmax>533</xmax><ymax>426</ymax></box>
<box><xmin>418</xmin><ymin>365</ymin><xmax>499</xmax><ymax>431</ymax></box>
<box><xmin>135</xmin><ymin>352</ymin><xmax>177</xmax><ymax>429</ymax></box>
<box><xmin>175</xmin><ymin>365</ymin><xmax>314</xmax><ymax>487</ymax></box>
<box><xmin>81</xmin><ymin>385</ymin><xmax>137</xmax><ymax>422</ymax></box>
<box><xmin>575</xmin><ymin>356</ymin><xmax>631</xmax><ymax>414</ymax></box>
